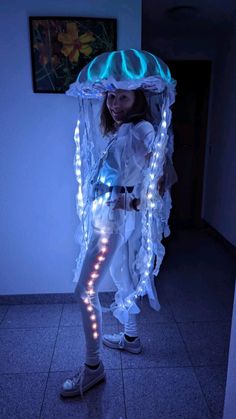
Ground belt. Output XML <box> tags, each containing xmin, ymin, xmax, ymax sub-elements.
<box><xmin>94</xmin><ymin>183</ymin><xmax>134</xmax><ymax>198</ymax></box>
<box><xmin>109</xmin><ymin>185</ymin><xmax>134</xmax><ymax>193</ymax></box>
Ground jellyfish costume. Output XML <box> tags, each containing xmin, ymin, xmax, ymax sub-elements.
<box><xmin>67</xmin><ymin>49</ymin><xmax>177</xmax><ymax>338</ymax></box>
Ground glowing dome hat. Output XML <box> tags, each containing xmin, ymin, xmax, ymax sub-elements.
<box><xmin>67</xmin><ymin>49</ymin><xmax>177</xmax><ymax>322</ymax></box>
<box><xmin>66</xmin><ymin>48</ymin><xmax>176</xmax><ymax>103</ymax></box>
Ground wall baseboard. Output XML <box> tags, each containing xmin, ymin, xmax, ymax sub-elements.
<box><xmin>0</xmin><ymin>291</ymin><xmax>115</xmax><ymax>305</ymax></box>
<box><xmin>202</xmin><ymin>220</ymin><xmax>236</xmax><ymax>257</ymax></box>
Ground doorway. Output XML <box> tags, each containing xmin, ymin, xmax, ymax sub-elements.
<box><xmin>166</xmin><ymin>60</ymin><xmax>212</xmax><ymax>229</ymax></box>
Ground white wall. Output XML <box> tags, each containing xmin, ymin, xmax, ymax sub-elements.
<box><xmin>0</xmin><ymin>0</ymin><xmax>141</xmax><ymax>295</ymax></box>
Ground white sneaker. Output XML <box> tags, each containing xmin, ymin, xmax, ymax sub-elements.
<box><xmin>102</xmin><ymin>332</ymin><xmax>142</xmax><ymax>354</ymax></box>
<box><xmin>60</xmin><ymin>361</ymin><xmax>106</xmax><ymax>398</ymax></box>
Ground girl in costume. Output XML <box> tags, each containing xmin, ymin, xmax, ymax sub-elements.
<box><xmin>60</xmin><ymin>50</ymin><xmax>177</xmax><ymax>398</ymax></box>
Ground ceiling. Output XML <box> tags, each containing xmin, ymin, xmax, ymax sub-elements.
<box><xmin>142</xmin><ymin>0</ymin><xmax>236</xmax><ymax>39</ymax></box>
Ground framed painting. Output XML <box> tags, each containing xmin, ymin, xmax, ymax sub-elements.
<box><xmin>29</xmin><ymin>16</ymin><xmax>117</xmax><ymax>93</ymax></box>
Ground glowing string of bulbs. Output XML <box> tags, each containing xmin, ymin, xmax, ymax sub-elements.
<box><xmin>81</xmin><ymin>231</ymin><xmax>109</xmax><ymax>339</ymax></box>
<box><xmin>74</xmin><ymin>120</ymin><xmax>89</xmax><ymax>249</ymax></box>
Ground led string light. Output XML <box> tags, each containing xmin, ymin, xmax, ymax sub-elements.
<box><xmin>136</xmin><ymin>106</ymin><xmax>169</xmax><ymax>295</ymax></box>
<box><xmin>74</xmin><ymin>120</ymin><xmax>83</xmax><ymax>217</ymax></box>
<box><xmin>82</xmin><ymin>229</ymin><xmax>110</xmax><ymax>339</ymax></box>
<box><xmin>117</xmin><ymin>105</ymin><xmax>170</xmax><ymax>311</ymax></box>
<box><xmin>74</xmin><ymin>119</ymin><xmax>90</xmax><ymax>254</ymax></box>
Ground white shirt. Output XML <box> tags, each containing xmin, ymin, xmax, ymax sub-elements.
<box><xmin>91</xmin><ymin>120</ymin><xmax>155</xmax><ymax>236</ymax></box>
<box><xmin>98</xmin><ymin>120</ymin><xmax>155</xmax><ymax>187</ymax></box>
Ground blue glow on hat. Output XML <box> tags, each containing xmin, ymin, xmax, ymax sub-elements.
<box><xmin>77</xmin><ymin>49</ymin><xmax>171</xmax><ymax>83</ymax></box>
<box><xmin>120</xmin><ymin>49</ymin><xmax>147</xmax><ymax>79</ymax></box>
<box><xmin>100</xmin><ymin>51</ymin><xmax>117</xmax><ymax>79</ymax></box>
<box><xmin>146</xmin><ymin>51</ymin><xmax>171</xmax><ymax>82</ymax></box>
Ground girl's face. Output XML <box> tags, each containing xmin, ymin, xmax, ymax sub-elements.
<box><xmin>106</xmin><ymin>89</ymin><xmax>136</xmax><ymax>123</ymax></box>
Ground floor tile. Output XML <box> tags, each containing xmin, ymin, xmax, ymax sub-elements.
<box><xmin>0</xmin><ymin>305</ymin><xmax>9</xmax><ymax>322</ymax></box>
<box><xmin>194</xmin><ymin>365</ymin><xmax>228</xmax><ymax>419</ymax></box>
<box><xmin>179</xmin><ymin>321</ymin><xmax>231</xmax><ymax>366</ymax></box>
<box><xmin>60</xmin><ymin>303</ymin><xmax>118</xmax><ymax>327</ymax></box>
<box><xmin>0</xmin><ymin>328</ymin><xmax>57</xmax><ymax>373</ymax></box>
<box><xmin>0</xmin><ymin>228</ymin><xmax>234</xmax><ymax>418</ymax></box>
<box><xmin>40</xmin><ymin>369</ymin><xmax>126</xmax><ymax>419</ymax></box>
<box><xmin>123</xmin><ymin>367</ymin><xmax>211</xmax><ymax>419</ymax></box>
<box><xmin>0</xmin><ymin>304</ymin><xmax>63</xmax><ymax>328</ymax></box>
<box><xmin>0</xmin><ymin>372</ymin><xmax>47</xmax><ymax>419</ymax></box>
<box><xmin>161</xmin><ymin>258</ymin><xmax>235</xmax><ymax>322</ymax></box>
<box><xmin>51</xmin><ymin>324</ymin><xmax>121</xmax><ymax>372</ymax></box>
<box><xmin>136</xmin><ymin>290</ymin><xmax>175</xmax><ymax>324</ymax></box>
<box><xmin>163</xmin><ymin>273</ymin><xmax>233</xmax><ymax>322</ymax></box>
<box><xmin>119</xmin><ymin>322</ymin><xmax>191</xmax><ymax>369</ymax></box>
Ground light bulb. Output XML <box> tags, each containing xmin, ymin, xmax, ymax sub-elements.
<box><xmin>162</xmin><ymin>121</ymin><xmax>167</xmax><ymax>129</ymax></box>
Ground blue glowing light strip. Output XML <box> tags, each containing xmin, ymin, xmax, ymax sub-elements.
<box><xmin>87</xmin><ymin>56</ymin><xmax>98</xmax><ymax>82</ymax></box>
<box><xmin>146</xmin><ymin>51</ymin><xmax>171</xmax><ymax>82</ymax></box>
<box><xmin>120</xmin><ymin>49</ymin><xmax>147</xmax><ymax>80</ymax></box>
<box><xmin>100</xmin><ymin>51</ymin><xmax>117</xmax><ymax>79</ymax></box>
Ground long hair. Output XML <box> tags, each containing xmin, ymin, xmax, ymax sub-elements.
<box><xmin>100</xmin><ymin>89</ymin><xmax>151</xmax><ymax>136</ymax></box>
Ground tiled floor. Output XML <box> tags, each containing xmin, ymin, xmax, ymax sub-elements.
<box><xmin>0</xmin><ymin>228</ymin><xmax>235</xmax><ymax>418</ymax></box>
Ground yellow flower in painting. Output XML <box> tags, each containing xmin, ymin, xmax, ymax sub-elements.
<box><xmin>58</xmin><ymin>22</ymin><xmax>95</xmax><ymax>63</ymax></box>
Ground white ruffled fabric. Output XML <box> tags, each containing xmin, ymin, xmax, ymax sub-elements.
<box><xmin>67</xmin><ymin>75</ymin><xmax>176</xmax><ymax>107</ymax></box>
<box><xmin>72</xmin><ymin>116</ymin><xmax>177</xmax><ymax>322</ymax></box>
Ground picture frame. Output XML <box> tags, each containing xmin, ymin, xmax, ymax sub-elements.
<box><xmin>29</xmin><ymin>16</ymin><xmax>117</xmax><ymax>93</ymax></box>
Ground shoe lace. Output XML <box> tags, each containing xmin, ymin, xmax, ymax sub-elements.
<box><xmin>118</xmin><ymin>332</ymin><xmax>125</xmax><ymax>348</ymax></box>
<box><xmin>69</xmin><ymin>365</ymin><xmax>86</xmax><ymax>398</ymax></box>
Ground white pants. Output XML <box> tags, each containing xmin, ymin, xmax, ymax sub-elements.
<box><xmin>74</xmin><ymin>227</ymin><xmax>139</xmax><ymax>365</ymax></box>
